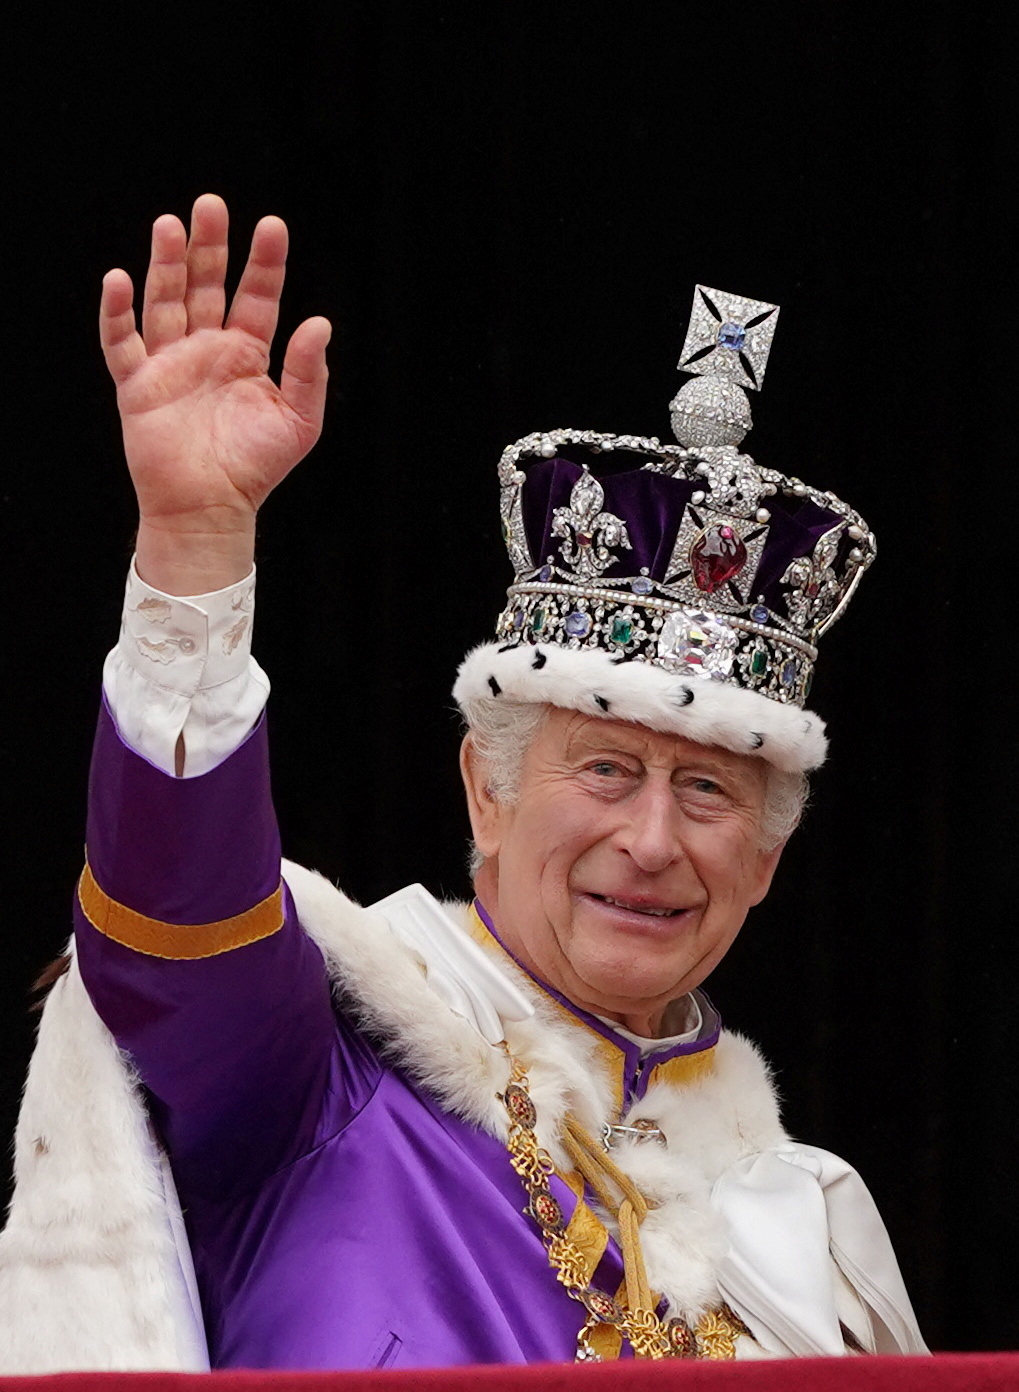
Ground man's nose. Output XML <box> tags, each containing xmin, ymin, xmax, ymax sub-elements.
<box><xmin>616</xmin><ymin>782</ymin><xmax>682</xmax><ymax>874</ymax></box>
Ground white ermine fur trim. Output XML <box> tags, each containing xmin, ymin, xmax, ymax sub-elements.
<box><xmin>454</xmin><ymin>641</ymin><xmax>827</xmax><ymax>773</ymax></box>
<box><xmin>614</xmin><ymin>1035</ymin><xmax>786</xmax><ymax>1322</ymax></box>
<box><xmin>0</xmin><ymin>948</ymin><xmax>206</xmax><ymax>1372</ymax></box>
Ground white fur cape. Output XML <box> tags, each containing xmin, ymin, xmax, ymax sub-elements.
<box><xmin>0</xmin><ymin>863</ymin><xmax>925</xmax><ymax>1370</ymax></box>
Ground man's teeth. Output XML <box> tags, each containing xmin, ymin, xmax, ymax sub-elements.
<box><xmin>600</xmin><ymin>896</ymin><xmax>677</xmax><ymax>917</ymax></box>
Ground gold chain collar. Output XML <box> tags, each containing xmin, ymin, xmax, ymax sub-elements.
<box><xmin>498</xmin><ymin>1048</ymin><xmax>749</xmax><ymax>1361</ymax></box>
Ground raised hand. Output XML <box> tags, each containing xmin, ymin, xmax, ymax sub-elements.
<box><xmin>100</xmin><ymin>194</ymin><xmax>331</xmax><ymax>593</ymax></box>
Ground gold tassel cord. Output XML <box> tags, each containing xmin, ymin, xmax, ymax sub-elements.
<box><xmin>562</xmin><ymin>1117</ymin><xmax>655</xmax><ymax>1316</ymax></box>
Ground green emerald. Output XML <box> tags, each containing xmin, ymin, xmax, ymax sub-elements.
<box><xmin>531</xmin><ymin>607</ymin><xmax>546</xmax><ymax>635</ymax></box>
<box><xmin>803</xmin><ymin>669</ymin><xmax>813</xmax><ymax>699</ymax></box>
<box><xmin>750</xmin><ymin>648</ymin><xmax>768</xmax><ymax>676</ymax></box>
<box><xmin>610</xmin><ymin>616</ymin><xmax>633</xmax><ymax>645</ymax></box>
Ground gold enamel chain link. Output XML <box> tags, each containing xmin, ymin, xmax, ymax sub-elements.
<box><xmin>498</xmin><ymin>1050</ymin><xmax>748</xmax><ymax>1361</ymax></box>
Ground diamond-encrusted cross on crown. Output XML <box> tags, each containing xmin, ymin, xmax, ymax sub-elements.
<box><xmin>677</xmin><ymin>285</ymin><xmax>780</xmax><ymax>393</ymax></box>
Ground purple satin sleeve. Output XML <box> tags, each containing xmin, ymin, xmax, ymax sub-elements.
<box><xmin>85</xmin><ymin>696</ymin><xmax>279</xmax><ymax>924</ymax></box>
<box><xmin>75</xmin><ymin>701</ymin><xmax>382</xmax><ymax>1201</ymax></box>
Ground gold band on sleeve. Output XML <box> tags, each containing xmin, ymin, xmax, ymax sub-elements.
<box><xmin>77</xmin><ymin>861</ymin><xmax>284</xmax><ymax>959</ymax></box>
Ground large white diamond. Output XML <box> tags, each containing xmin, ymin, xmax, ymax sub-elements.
<box><xmin>658</xmin><ymin>609</ymin><xmax>738</xmax><ymax>677</ymax></box>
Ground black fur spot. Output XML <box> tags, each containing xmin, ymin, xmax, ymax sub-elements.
<box><xmin>497</xmin><ymin>643</ymin><xmax>516</xmax><ymax>654</ymax></box>
<box><xmin>609</xmin><ymin>653</ymin><xmax>628</xmax><ymax>665</ymax></box>
<box><xmin>750</xmin><ymin>732</ymin><xmax>764</xmax><ymax>749</ymax></box>
<box><xmin>594</xmin><ymin>695</ymin><xmax>610</xmax><ymax>712</ymax></box>
<box><xmin>675</xmin><ymin>685</ymin><xmax>694</xmax><ymax>707</ymax></box>
<box><xmin>531</xmin><ymin>649</ymin><xmax>547</xmax><ymax>670</ymax></box>
<box><xmin>487</xmin><ymin>676</ymin><xmax>502</xmax><ymax>697</ymax></box>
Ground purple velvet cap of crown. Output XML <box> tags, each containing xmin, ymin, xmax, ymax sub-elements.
<box><xmin>524</xmin><ymin>455</ymin><xmax>847</xmax><ymax>612</ymax></box>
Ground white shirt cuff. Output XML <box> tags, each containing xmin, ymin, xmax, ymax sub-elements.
<box><xmin>102</xmin><ymin>559</ymin><xmax>270</xmax><ymax>778</ymax></box>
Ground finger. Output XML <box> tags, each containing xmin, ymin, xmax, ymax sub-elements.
<box><xmin>141</xmin><ymin>214</ymin><xmax>188</xmax><ymax>351</ymax></box>
<box><xmin>99</xmin><ymin>268</ymin><xmax>147</xmax><ymax>385</ymax></box>
<box><xmin>225</xmin><ymin>215</ymin><xmax>288</xmax><ymax>349</ymax></box>
<box><xmin>184</xmin><ymin>193</ymin><xmax>229</xmax><ymax>333</ymax></box>
<box><xmin>280</xmin><ymin>316</ymin><xmax>331</xmax><ymax>429</ymax></box>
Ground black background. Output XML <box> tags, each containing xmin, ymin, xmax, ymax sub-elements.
<box><xmin>4</xmin><ymin>1</ymin><xmax>1016</xmax><ymax>1354</ymax></box>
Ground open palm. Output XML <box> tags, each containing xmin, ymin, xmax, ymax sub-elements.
<box><xmin>100</xmin><ymin>195</ymin><xmax>330</xmax><ymax>588</ymax></box>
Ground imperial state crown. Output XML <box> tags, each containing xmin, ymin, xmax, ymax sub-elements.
<box><xmin>454</xmin><ymin>286</ymin><xmax>875</xmax><ymax>774</ymax></box>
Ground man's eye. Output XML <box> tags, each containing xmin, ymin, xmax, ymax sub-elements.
<box><xmin>591</xmin><ymin>762</ymin><xmax>620</xmax><ymax>777</ymax></box>
<box><xmin>691</xmin><ymin>777</ymin><xmax>723</xmax><ymax>796</ymax></box>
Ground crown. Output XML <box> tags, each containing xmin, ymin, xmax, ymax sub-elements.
<box><xmin>454</xmin><ymin>287</ymin><xmax>876</xmax><ymax>773</ymax></box>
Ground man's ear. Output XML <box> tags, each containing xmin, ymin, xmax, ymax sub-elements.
<box><xmin>748</xmin><ymin>839</ymin><xmax>786</xmax><ymax>908</ymax></box>
<box><xmin>459</xmin><ymin>735</ymin><xmax>505</xmax><ymax>859</ymax></box>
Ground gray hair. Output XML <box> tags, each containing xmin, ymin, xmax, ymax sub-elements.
<box><xmin>461</xmin><ymin>697</ymin><xmax>808</xmax><ymax>875</ymax></box>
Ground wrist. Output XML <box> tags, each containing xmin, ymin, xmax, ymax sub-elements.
<box><xmin>135</xmin><ymin>515</ymin><xmax>256</xmax><ymax>595</ymax></box>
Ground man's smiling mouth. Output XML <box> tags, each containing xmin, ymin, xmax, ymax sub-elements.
<box><xmin>590</xmin><ymin>894</ymin><xmax>681</xmax><ymax>919</ymax></box>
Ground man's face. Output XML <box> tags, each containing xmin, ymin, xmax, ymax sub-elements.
<box><xmin>463</xmin><ymin>708</ymin><xmax>784</xmax><ymax>1036</ymax></box>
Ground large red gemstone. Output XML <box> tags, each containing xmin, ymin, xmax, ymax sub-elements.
<box><xmin>690</xmin><ymin>525</ymin><xmax>748</xmax><ymax>593</ymax></box>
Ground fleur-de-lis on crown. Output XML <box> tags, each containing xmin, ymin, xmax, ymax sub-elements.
<box><xmin>781</xmin><ymin>521</ymin><xmax>846</xmax><ymax>629</ymax></box>
<box><xmin>551</xmin><ymin>470</ymin><xmax>631</xmax><ymax>580</ymax></box>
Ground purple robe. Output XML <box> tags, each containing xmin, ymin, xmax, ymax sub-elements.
<box><xmin>75</xmin><ymin>703</ymin><xmax>719</xmax><ymax>1370</ymax></box>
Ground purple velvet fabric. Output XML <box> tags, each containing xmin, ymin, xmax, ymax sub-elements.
<box><xmin>86</xmin><ymin>695</ymin><xmax>279</xmax><ymax>924</ymax></box>
<box><xmin>521</xmin><ymin>456</ymin><xmax>845</xmax><ymax>606</ymax></box>
<box><xmin>74</xmin><ymin>704</ymin><xmax>719</xmax><ymax>1370</ymax></box>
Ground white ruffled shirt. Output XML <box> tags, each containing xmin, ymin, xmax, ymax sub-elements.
<box><xmin>104</xmin><ymin>561</ymin><xmax>268</xmax><ymax>779</ymax></box>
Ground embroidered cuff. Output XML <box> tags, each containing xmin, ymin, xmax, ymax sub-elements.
<box><xmin>119</xmin><ymin>558</ymin><xmax>256</xmax><ymax>697</ymax></box>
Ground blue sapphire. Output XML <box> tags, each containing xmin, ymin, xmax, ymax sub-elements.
<box><xmin>781</xmin><ymin>659</ymin><xmax>798</xmax><ymax>687</ymax></box>
<box><xmin>751</xmin><ymin>605</ymin><xmax>769</xmax><ymax>624</ymax></box>
<box><xmin>538</xmin><ymin>565</ymin><xmax>552</xmax><ymax>582</ymax></box>
<box><xmin>565</xmin><ymin>611</ymin><xmax>593</xmax><ymax>639</ymax></box>
<box><xmin>513</xmin><ymin>609</ymin><xmax>525</xmax><ymax>629</ymax></box>
<box><xmin>631</xmin><ymin>576</ymin><xmax>653</xmax><ymax>596</ymax></box>
<box><xmin>717</xmin><ymin>321</ymin><xmax>746</xmax><ymax>351</ymax></box>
